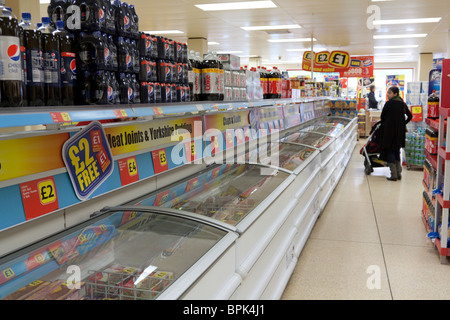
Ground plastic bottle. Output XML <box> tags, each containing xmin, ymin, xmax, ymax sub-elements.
<box><xmin>19</xmin><ymin>13</ymin><xmax>45</xmax><ymax>106</ymax></box>
<box><xmin>39</xmin><ymin>17</ymin><xmax>61</xmax><ymax>106</ymax></box>
<box><xmin>200</xmin><ymin>51</ymin><xmax>221</xmax><ymax>101</ymax></box>
<box><xmin>53</xmin><ymin>20</ymin><xmax>76</xmax><ymax>105</ymax></box>
<box><xmin>128</xmin><ymin>4</ymin><xmax>139</xmax><ymax>40</ymax></box>
<box><xmin>78</xmin><ymin>31</ymin><xmax>108</xmax><ymax>71</ymax></box>
<box><xmin>73</xmin><ymin>0</ymin><xmax>105</xmax><ymax>32</ymax></box>
<box><xmin>212</xmin><ymin>51</ymin><xmax>224</xmax><ymax>101</ymax></box>
<box><xmin>47</xmin><ymin>0</ymin><xmax>68</xmax><ymax>28</ymax></box>
<box><xmin>0</xmin><ymin>3</ymin><xmax>24</xmax><ymax>107</ymax></box>
<box><xmin>268</xmin><ymin>66</ymin><xmax>281</xmax><ymax>99</ymax></box>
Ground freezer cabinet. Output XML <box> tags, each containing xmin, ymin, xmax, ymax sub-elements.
<box><xmin>0</xmin><ymin>208</ymin><xmax>238</xmax><ymax>300</ymax></box>
<box><xmin>127</xmin><ymin>163</ymin><xmax>305</xmax><ymax>299</ymax></box>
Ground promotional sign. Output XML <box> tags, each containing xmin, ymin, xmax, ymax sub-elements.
<box><xmin>386</xmin><ymin>75</ymin><xmax>405</xmax><ymax>99</ymax></box>
<box><xmin>428</xmin><ymin>69</ymin><xmax>442</xmax><ymax>96</ymax></box>
<box><xmin>339</xmin><ymin>56</ymin><xmax>374</xmax><ymax>78</ymax></box>
<box><xmin>62</xmin><ymin>121</ymin><xmax>114</xmax><ymax>201</ymax></box>
<box><xmin>118</xmin><ymin>156</ymin><xmax>140</xmax><ymax>186</ymax></box>
<box><xmin>302</xmin><ymin>50</ymin><xmax>351</xmax><ymax>73</ymax></box>
<box><xmin>19</xmin><ymin>176</ymin><xmax>59</xmax><ymax>220</ymax></box>
<box><xmin>411</xmin><ymin>105</ymin><xmax>423</xmax><ymax>122</ymax></box>
<box><xmin>104</xmin><ymin>116</ymin><xmax>203</xmax><ymax>157</ymax></box>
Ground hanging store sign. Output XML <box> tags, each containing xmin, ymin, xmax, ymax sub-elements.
<box><xmin>339</xmin><ymin>56</ymin><xmax>374</xmax><ymax>78</ymax></box>
<box><xmin>62</xmin><ymin>121</ymin><xmax>114</xmax><ymax>201</ymax></box>
<box><xmin>302</xmin><ymin>50</ymin><xmax>351</xmax><ymax>73</ymax></box>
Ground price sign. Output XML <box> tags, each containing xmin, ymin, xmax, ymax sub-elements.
<box><xmin>50</xmin><ymin>112</ymin><xmax>72</xmax><ymax>123</ymax></box>
<box><xmin>411</xmin><ymin>105</ymin><xmax>423</xmax><ymax>122</ymax></box>
<box><xmin>20</xmin><ymin>177</ymin><xmax>59</xmax><ymax>220</ymax></box>
<box><xmin>118</xmin><ymin>156</ymin><xmax>140</xmax><ymax>186</ymax></box>
<box><xmin>153</xmin><ymin>189</ymin><xmax>171</xmax><ymax>206</ymax></box>
<box><xmin>153</xmin><ymin>107</ymin><xmax>163</xmax><ymax>115</ymax></box>
<box><xmin>62</xmin><ymin>121</ymin><xmax>114</xmax><ymax>201</ymax></box>
<box><xmin>225</xmin><ymin>130</ymin><xmax>234</xmax><ymax>149</ymax></box>
<box><xmin>315</xmin><ymin>51</ymin><xmax>330</xmax><ymax>65</ymax></box>
<box><xmin>152</xmin><ymin>148</ymin><xmax>169</xmax><ymax>174</ymax></box>
<box><xmin>113</xmin><ymin>109</ymin><xmax>128</xmax><ymax>119</ymax></box>
<box><xmin>328</xmin><ymin>51</ymin><xmax>350</xmax><ymax>69</ymax></box>
<box><xmin>185</xmin><ymin>141</ymin><xmax>198</xmax><ymax>163</ymax></box>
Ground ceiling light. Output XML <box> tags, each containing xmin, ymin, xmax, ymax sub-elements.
<box><xmin>195</xmin><ymin>1</ymin><xmax>277</xmax><ymax>11</ymax></box>
<box><xmin>268</xmin><ymin>38</ymin><xmax>316</xmax><ymax>43</ymax></box>
<box><xmin>241</xmin><ymin>24</ymin><xmax>301</xmax><ymax>31</ymax></box>
<box><xmin>208</xmin><ymin>42</ymin><xmax>220</xmax><ymax>45</ymax></box>
<box><xmin>373</xmin><ymin>33</ymin><xmax>427</xmax><ymax>39</ymax></box>
<box><xmin>40</xmin><ymin>0</ymin><xmax>51</xmax><ymax>3</ymax></box>
<box><xmin>374</xmin><ymin>53</ymin><xmax>411</xmax><ymax>56</ymax></box>
<box><xmin>373</xmin><ymin>17</ymin><xmax>441</xmax><ymax>25</ymax></box>
<box><xmin>217</xmin><ymin>51</ymin><xmax>243</xmax><ymax>54</ymax></box>
<box><xmin>144</xmin><ymin>30</ymin><xmax>184</xmax><ymax>35</ymax></box>
<box><xmin>286</xmin><ymin>48</ymin><xmax>326</xmax><ymax>52</ymax></box>
<box><xmin>374</xmin><ymin>45</ymin><xmax>419</xmax><ymax>49</ymax></box>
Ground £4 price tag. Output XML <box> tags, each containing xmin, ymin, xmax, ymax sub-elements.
<box><xmin>118</xmin><ymin>156</ymin><xmax>140</xmax><ymax>186</ymax></box>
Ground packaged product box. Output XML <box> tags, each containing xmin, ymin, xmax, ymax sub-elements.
<box><xmin>216</xmin><ymin>54</ymin><xmax>240</xmax><ymax>70</ymax></box>
<box><xmin>42</xmin><ymin>281</ymin><xmax>86</xmax><ymax>300</ymax></box>
<box><xmin>2</xmin><ymin>280</ymin><xmax>50</xmax><ymax>300</ymax></box>
<box><xmin>25</xmin><ymin>280</ymin><xmax>66</xmax><ymax>300</ymax></box>
<box><xmin>122</xmin><ymin>271</ymin><xmax>174</xmax><ymax>300</ymax></box>
<box><xmin>88</xmin><ymin>264</ymin><xmax>141</xmax><ymax>298</ymax></box>
<box><xmin>425</xmin><ymin>128</ymin><xmax>438</xmax><ymax>155</ymax></box>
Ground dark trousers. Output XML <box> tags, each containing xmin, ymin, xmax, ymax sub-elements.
<box><xmin>386</xmin><ymin>150</ymin><xmax>400</xmax><ymax>164</ymax></box>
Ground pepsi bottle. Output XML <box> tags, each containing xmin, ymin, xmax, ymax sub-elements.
<box><xmin>19</xmin><ymin>13</ymin><xmax>45</xmax><ymax>106</ymax></box>
<box><xmin>18</xmin><ymin>24</ymin><xmax>28</xmax><ymax>106</ymax></box>
<box><xmin>129</xmin><ymin>4</ymin><xmax>139</xmax><ymax>40</ymax></box>
<box><xmin>73</xmin><ymin>0</ymin><xmax>105</xmax><ymax>32</ymax></box>
<box><xmin>39</xmin><ymin>17</ymin><xmax>61</xmax><ymax>106</ymax></box>
<box><xmin>0</xmin><ymin>3</ymin><xmax>24</xmax><ymax>108</ymax></box>
<box><xmin>47</xmin><ymin>0</ymin><xmax>69</xmax><ymax>28</ymax></box>
<box><xmin>53</xmin><ymin>20</ymin><xmax>76</xmax><ymax>105</ymax></box>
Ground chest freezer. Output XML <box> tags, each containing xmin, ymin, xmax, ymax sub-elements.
<box><xmin>0</xmin><ymin>208</ymin><xmax>238</xmax><ymax>300</ymax></box>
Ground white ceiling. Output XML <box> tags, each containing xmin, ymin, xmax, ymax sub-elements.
<box><xmin>132</xmin><ymin>0</ymin><xmax>450</xmax><ymax>68</ymax></box>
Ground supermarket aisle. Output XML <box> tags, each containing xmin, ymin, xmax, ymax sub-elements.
<box><xmin>282</xmin><ymin>138</ymin><xmax>450</xmax><ymax>300</ymax></box>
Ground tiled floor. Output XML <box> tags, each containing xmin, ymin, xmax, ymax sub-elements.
<box><xmin>281</xmin><ymin>138</ymin><xmax>450</xmax><ymax>300</ymax></box>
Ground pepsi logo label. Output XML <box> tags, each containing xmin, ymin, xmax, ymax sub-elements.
<box><xmin>99</xmin><ymin>9</ymin><xmax>105</xmax><ymax>21</ymax></box>
<box><xmin>8</xmin><ymin>44</ymin><xmax>21</xmax><ymax>62</ymax></box>
<box><xmin>70</xmin><ymin>59</ymin><xmax>76</xmax><ymax>75</ymax></box>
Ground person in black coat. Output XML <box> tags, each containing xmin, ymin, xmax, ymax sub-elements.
<box><xmin>379</xmin><ymin>86</ymin><xmax>413</xmax><ymax>181</ymax></box>
<box><xmin>367</xmin><ymin>85</ymin><xmax>378</xmax><ymax>109</ymax></box>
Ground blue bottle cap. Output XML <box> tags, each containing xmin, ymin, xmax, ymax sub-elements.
<box><xmin>22</xmin><ymin>12</ymin><xmax>31</xmax><ymax>20</ymax></box>
<box><xmin>56</xmin><ymin>20</ymin><xmax>64</xmax><ymax>28</ymax></box>
<box><xmin>42</xmin><ymin>17</ymin><xmax>50</xmax><ymax>24</ymax></box>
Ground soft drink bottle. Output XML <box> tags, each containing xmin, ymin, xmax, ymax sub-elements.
<box><xmin>78</xmin><ymin>31</ymin><xmax>108</xmax><ymax>71</ymax></box>
<box><xmin>112</xmin><ymin>0</ymin><xmax>125</xmax><ymax>37</ymax></box>
<box><xmin>39</xmin><ymin>17</ymin><xmax>61</xmax><ymax>106</ymax></box>
<box><xmin>73</xmin><ymin>0</ymin><xmax>104</xmax><ymax>32</ymax></box>
<box><xmin>200</xmin><ymin>51</ymin><xmax>221</xmax><ymax>101</ymax></box>
<box><xmin>53</xmin><ymin>20</ymin><xmax>76</xmax><ymax>105</ymax></box>
<box><xmin>129</xmin><ymin>4</ymin><xmax>139</xmax><ymax>40</ymax></box>
<box><xmin>48</xmin><ymin>0</ymin><xmax>69</xmax><ymax>28</ymax></box>
<box><xmin>121</xmin><ymin>2</ymin><xmax>131</xmax><ymax>38</ymax></box>
<box><xmin>131</xmin><ymin>40</ymin><xmax>140</xmax><ymax>74</ymax></box>
<box><xmin>131</xmin><ymin>74</ymin><xmax>140</xmax><ymax>104</ymax></box>
<box><xmin>107</xmin><ymin>35</ymin><xmax>118</xmax><ymax>71</ymax></box>
<box><xmin>104</xmin><ymin>0</ymin><xmax>116</xmax><ymax>35</ymax></box>
<box><xmin>18</xmin><ymin>23</ymin><xmax>28</xmax><ymax>106</ymax></box>
<box><xmin>0</xmin><ymin>3</ymin><xmax>24</xmax><ymax>107</ymax></box>
<box><xmin>19</xmin><ymin>13</ymin><xmax>45</xmax><ymax>106</ymax></box>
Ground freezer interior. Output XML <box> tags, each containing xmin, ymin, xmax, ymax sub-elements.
<box><xmin>0</xmin><ymin>210</ymin><xmax>229</xmax><ymax>300</ymax></box>
<box><xmin>280</xmin><ymin>131</ymin><xmax>333</xmax><ymax>149</ymax></box>
<box><xmin>133</xmin><ymin>164</ymin><xmax>290</xmax><ymax>227</ymax></box>
<box><xmin>247</xmin><ymin>142</ymin><xmax>318</xmax><ymax>173</ymax></box>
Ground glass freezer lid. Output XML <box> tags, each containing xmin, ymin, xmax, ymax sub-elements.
<box><xmin>250</xmin><ymin>142</ymin><xmax>318</xmax><ymax>173</ymax></box>
<box><xmin>299</xmin><ymin>123</ymin><xmax>345</xmax><ymax>137</ymax></box>
<box><xmin>0</xmin><ymin>210</ymin><xmax>228</xmax><ymax>300</ymax></box>
<box><xmin>281</xmin><ymin>131</ymin><xmax>333</xmax><ymax>149</ymax></box>
<box><xmin>133</xmin><ymin>163</ymin><xmax>290</xmax><ymax>227</ymax></box>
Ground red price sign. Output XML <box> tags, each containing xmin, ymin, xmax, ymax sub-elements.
<box><xmin>118</xmin><ymin>156</ymin><xmax>140</xmax><ymax>186</ymax></box>
<box><xmin>152</xmin><ymin>148</ymin><xmax>169</xmax><ymax>174</ymax></box>
<box><xmin>20</xmin><ymin>177</ymin><xmax>59</xmax><ymax>220</ymax></box>
<box><xmin>185</xmin><ymin>141</ymin><xmax>198</xmax><ymax>163</ymax></box>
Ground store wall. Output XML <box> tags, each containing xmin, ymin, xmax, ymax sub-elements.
<box><xmin>5</xmin><ymin>0</ymin><xmax>41</xmax><ymax>24</ymax></box>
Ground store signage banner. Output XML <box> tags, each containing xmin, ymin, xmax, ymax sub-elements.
<box><xmin>339</xmin><ymin>56</ymin><xmax>374</xmax><ymax>78</ymax></box>
<box><xmin>104</xmin><ymin>116</ymin><xmax>203</xmax><ymax>156</ymax></box>
<box><xmin>302</xmin><ymin>50</ymin><xmax>351</xmax><ymax>73</ymax></box>
<box><xmin>204</xmin><ymin>110</ymin><xmax>250</xmax><ymax>131</ymax></box>
<box><xmin>386</xmin><ymin>75</ymin><xmax>405</xmax><ymax>98</ymax></box>
<box><xmin>0</xmin><ymin>133</ymin><xmax>69</xmax><ymax>182</ymax></box>
<box><xmin>62</xmin><ymin>121</ymin><xmax>114</xmax><ymax>201</ymax></box>
<box><xmin>428</xmin><ymin>69</ymin><xmax>441</xmax><ymax>96</ymax></box>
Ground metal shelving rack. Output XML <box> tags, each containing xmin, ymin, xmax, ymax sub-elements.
<box><xmin>432</xmin><ymin>59</ymin><xmax>450</xmax><ymax>263</ymax></box>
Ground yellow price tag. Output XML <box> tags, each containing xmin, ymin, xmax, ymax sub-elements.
<box><xmin>412</xmin><ymin>106</ymin><xmax>422</xmax><ymax>114</ymax></box>
<box><xmin>3</xmin><ymin>268</ymin><xmax>15</xmax><ymax>279</ymax></box>
<box><xmin>119</xmin><ymin>110</ymin><xmax>128</xmax><ymax>117</ymax></box>
<box><xmin>127</xmin><ymin>158</ymin><xmax>138</xmax><ymax>176</ymax></box>
<box><xmin>38</xmin><ymin>179</ymin><xmax>57</xmax><ymax>205</ymax></box>
<box><xmin>61</xmin><ymin>112</ymin><xmax>71</xmax><ymax>122</ymax></box>
<box><xmin>159</xmin><ymin>150</ymin><xmax>167</xmax><ymax>166</ymax></box>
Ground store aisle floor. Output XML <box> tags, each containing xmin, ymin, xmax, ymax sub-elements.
<box><xmin>281</xmin><ymin>138</ymin><xmax>450</xmax><ymax>300</ymax></box>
